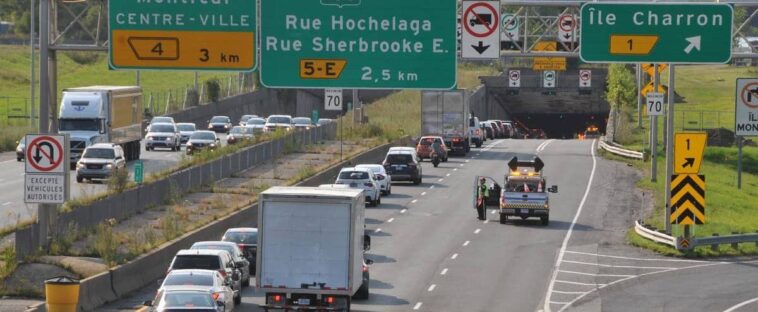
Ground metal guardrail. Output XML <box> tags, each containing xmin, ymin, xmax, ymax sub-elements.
<box><xmin>695</xmin><ymin>233</ymin><xmax>758</xmax><ymax>248</ymax></box>
<box><xmin>598</xmin><ymin>138</ymin><xmax>645</xmax><ymax>160</ymax></box>
<box><xmin>634</xmin><ymin>220</ymin><xmax>676</xmax><ymax>247</ymax></box>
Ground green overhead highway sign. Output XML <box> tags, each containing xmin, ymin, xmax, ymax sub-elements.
<box><xmin>109</xmin><ymin>0</ymin><xmax>256</xmax><ymax>71</ymax></box>
<box><xmin>259</xmin><ymin>0</ymin><xmax>457</xmax><ymax>89</ymax></box>
<box><xmin>580</xmin><ymin>3</ymin><xmax>733</xmax><ymax>64</ymax></box>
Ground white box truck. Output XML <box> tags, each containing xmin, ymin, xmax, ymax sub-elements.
<box><xmin>58</xmin><ymin>86</ymin><xmax>143</xmax><ymax>166</ymax></box>
<box><xmin>421</xmin><ymin>90</ymin><xmax>471</xmax><ymax>155</ymax></box>
<box><xmin>257</xmin><ymin>186</ymin><xmax>370</xmax><ymax>311</ymax></box>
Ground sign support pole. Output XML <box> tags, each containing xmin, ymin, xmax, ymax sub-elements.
<box><xmin>664</xmin><ymin>64</ymin><xmax>675</xmax><ymax>235</ymax></box>
<box><xmin>651</xmin><ymin>65</ymin><xmax>659</xmax><ymax>182</ymax></box>
<box><xmin>738</xmin><ymin>135</ymin><xmax>743</xmax><ymax>189</ymax></box>
<box><xmin>637</xmin><ymin>63</ymin><xmax>642</xmax><ymax>128</ymax></box>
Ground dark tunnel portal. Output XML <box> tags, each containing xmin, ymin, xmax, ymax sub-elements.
<box><xmin>512</xmin><ymin>113</ymin><xmax>609</xmax><ymax>139</ymax></box>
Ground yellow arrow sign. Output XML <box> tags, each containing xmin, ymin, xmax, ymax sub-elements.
<box><xmin>640</xmin><ymin>81</ymin><xmax>667</xmax><ymax>97</ymax></box>
<box><xmin>674</xmin><ymin>133</ymin><xmax>707</xmax><ymax>174</ymax></box>
<box><xmin>642</xmin><ymin>63</ymin><xmax>668</xmax><ymax>77</ymax></box>
<box><xmin>670</xmin><ymin>174</ymin><xmax>706</xmax><ymax>225</ymax></box>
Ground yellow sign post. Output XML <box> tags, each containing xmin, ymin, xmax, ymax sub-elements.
<box><xmin>674</xmin><ymin>133</ymin><xmax>707</xmax><ymax>174</ymax></box>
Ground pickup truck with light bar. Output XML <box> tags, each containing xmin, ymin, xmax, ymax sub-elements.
<box><xmin>476</xmin><ymin>156</ymin><xmax>557</xmax><ymax>225</ymax></box>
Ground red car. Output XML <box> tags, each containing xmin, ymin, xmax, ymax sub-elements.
<box><xmin>416</xmin><ymin>136</ymin><xmax>449</xmax><ymax>161</ymax></box>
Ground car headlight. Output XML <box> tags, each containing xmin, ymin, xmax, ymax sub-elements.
<box><xmin>76</xmin><ymin>163</ymin><xmax>84</xmax><ymax>169</ymax></box>
<box><xmin>146</xmin><ymin>136</ymin><xmax>153</xmax><ymax>140</ymax></box>
<box><xmin>210</xmin><ymin>143</ymin><xmax>217</xmax><ymax>148</ymax></box>
<box><xmin>16</xmin><ymin>147</ymin><xmax>22</xmax><ymax>152</ymax></box>
<box><xmin>106</xmin><ymin>164</ymin><xmax>114</xmax><ymax>169</ymax></box>
<box><xmin>224</xmin><ymin>125</ymin><xmax>229</xmax><ymax>128</ymax></box>
<box><xmin>208</xmin><ymin>125</ymin><xmax>213</xmax><ymax>129</ymax></box>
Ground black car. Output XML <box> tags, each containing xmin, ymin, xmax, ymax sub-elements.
<box><xmin>382</xmin><ymin>151</ymin><xmax>422</xmax><ymax>185</ymax></box>
<box><xmin>221</xmin><ymin>227</ymin><xmax>258</xmax><ymax>275</ymax></box>
<box><xmin>207</xmin><ymin>116</ymin><xmax>232</xmax><ymax>133</ymax></box>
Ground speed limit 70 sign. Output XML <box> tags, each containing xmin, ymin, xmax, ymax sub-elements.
<box><xmin>324</xmin><ymin>89</ymin><xmax>343</xmax><ymax>111</ymax></box>
<box><xmin>646</xmin><ymin>92</ymin><xmax>664</xmax><ymax>116</ymax></box>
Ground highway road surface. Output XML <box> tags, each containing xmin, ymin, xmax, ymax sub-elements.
<box><xmin>0</xmin><ymin>134</ymin><xmax>227</xmax><ymax>230</ymax></box>
<box><xmin>99</xmin><ymin>139</ymin><xmax>758</xmax><ymax>312</ymax></box>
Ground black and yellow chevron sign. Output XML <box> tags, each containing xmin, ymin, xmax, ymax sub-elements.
<box><xmin>670</xmin><ymin>174</ymin><xmax>706</xmax><ymax>225</ymax></box>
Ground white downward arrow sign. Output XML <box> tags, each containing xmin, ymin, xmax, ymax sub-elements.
<box><xmin>684</xmin><ymin>36</ymin><xmax>701</xmax><ymax>54</ymax></box>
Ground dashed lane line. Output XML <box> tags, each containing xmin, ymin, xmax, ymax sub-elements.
<box><xmin>463</xmin><ymin>240</ymin><xmax>470</xmax><ymax>247</ymax></box>
<box><xmin>374</xmin><ymin>228</ymin><xmax>382</xmax><ymax>233</ymax></box>
<box><xmin>413</xmin><ymin>302</ymin><xmax>423</xmax><ymax>310</ymax></box>
<box><xmin>451</xmin><ymin>253</ymin><xmax>458</xmax><ymax>260</ymax></box>
<box><xmin>387</xmin><ymin>218</ymin><xmax>394</xmax><ymax>223</ymax></box>
<box><xmin>474</xmin><ymin>228</ymin><xmax>481</xmax><ymax>234</ymax></box>
<box><xmin>400</xmin><ymin>209</ymin><xmax>407</xmax><ymax>214</ymax></box>
<box><xmin>446</xmin><ymin>173</ymin><xmax>450</xmax><ymax>177</ymax></box>
<box><xmin>440</xmin><ymin>268</ymin><xmax>448</xmax><ymax>275</ymax></box>
<box><xmin>427</xmin><ymin>284</ymin><xmax>436</xmax><ymax>292</ymax></box>
<box><xmin>421</xmin><ymin>192</ymin><xmax>426</xmax><ymax>196</ymax></box>
<box><xmin>411</xmin><ymin>199</ymin><xmax>418</xmax><ymax>204</ymax></box>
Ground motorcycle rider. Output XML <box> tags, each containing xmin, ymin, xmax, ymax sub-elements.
<box><xmin>431</xmin><ymin>139</ymin><xmax>445</xmax><ymax>163</ymax></box>
<box><xmin>477</xmin><ymin>177</ymin><xmax>489</xmax><ymax>220</ymax></box>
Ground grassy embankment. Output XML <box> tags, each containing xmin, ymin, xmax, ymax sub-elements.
<box><xmin>0</xmin><ymin>44</ymin><xmax>235</xmax><ymax>151</ymax></box>
<box><xmin>608</xmin><ymin>65</ymin><xmax>758</xmax><ymax>256</ymax></box>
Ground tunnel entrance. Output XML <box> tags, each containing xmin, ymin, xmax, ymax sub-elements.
<box><xmin>512</xmin><ymin>113</ymin><xmax>609</xmax><ymax>139</ymax></box>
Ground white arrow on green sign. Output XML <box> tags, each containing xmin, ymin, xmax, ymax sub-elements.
<box><xmin>260</xmin><ymin>0</ymin><xmax>457</xmax><ymax>89</ymax></box>
<box><xmin>580</xmin><ymin>3</ymin><xmax>733</xmax><ymax>64</ymax></box>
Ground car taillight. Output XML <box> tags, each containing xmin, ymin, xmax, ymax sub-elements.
<box><xmin>326</xmin><ymin>296</ymin><xmax>335</xmax><ymax>304</ymax></box>
<box><xmin>476</xmin><ymin>129</ymin><xmax>481</xmax><ymax>135</ymax></box>
<box><xmin>212</xmin><ymin>292</ymin><xmax>221</xmax><ymax>301</ymax></box>
<box><xmin>362</xmin><ymin>265</ymin><xmax>368</xmax><ymax>273</ymax></box>
<box><xmin>218</xmin><ymin>269</ymin><xmax>227</xmax><ymax>278</ymax></box>
<box><xmin>273</xmin><ymin>295</ymin><xmax>283</xmax><ymax>303</ymax></box>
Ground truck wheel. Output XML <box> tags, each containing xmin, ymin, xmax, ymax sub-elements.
<box><xmin>541</xmin><ymin>216</ymin><xmax>549</xmax><ymax>226</ymax></box>
<box><xmin>499</xmin><ymin>214</ymin><xmax>507</xmax><ymax>224</ymax></box>
<box><xmin>413</xmin><ymin>178</ymin><xmax>421</xmax><ymax>185</ymax></box>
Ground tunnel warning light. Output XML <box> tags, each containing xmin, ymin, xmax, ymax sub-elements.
<box><xmin>610</xmin><ymin>35</ymin><xmax>659</xmax><ymax>55</ymax></box>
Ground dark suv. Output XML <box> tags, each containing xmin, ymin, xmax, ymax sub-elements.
<box><xmin>382</xmin><ymin>151</ymin><xmax>422</xmax><ymax>185</ymax></box>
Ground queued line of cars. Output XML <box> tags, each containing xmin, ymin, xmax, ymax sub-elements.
<box><xmin>67</xmin><ymin>114</ymin><xmax>335</xmax><ymax>183</ymax></box>
<box><xmin>143</xmin><ymin>228</ymin><xmax>258</xmax><ymax>311</ymax></box>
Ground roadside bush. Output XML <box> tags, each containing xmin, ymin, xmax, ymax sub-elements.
<box><xmin>65</xmin><ymin>51</ymin><xmax>101</xmax><ymax>65</ymax></box>
<box><xmin>205</xmin><ymin>79</ymin><xmax>221</xmax><ymax>103</ymax></box>
<box><xmin>0</xmin><ymin>247</ymin><xmax>17</xmax><ymax>278</ymax></box>
<box><xmin>92</xmin><ymin>221</ymin><xmax>118</xmax><ymax>265</ymax></box>
<box><xmin>160</xmin><ymin>207</ymin><xmax>181</xmax><ymax>241</ymax></box>
<box><xmin>107</xmin><ymin>167</ymin><xmax>130</xmax><ymax>193</ymax></box>
<box><xmin>50</xmin><ymin>222</ymin><xmax>79</xmax><ymax>255</ymax></box>
<box><xmin>0</xmin><ymin>126</ymin><xmax>33</xmax><ymax>153</ymax></box>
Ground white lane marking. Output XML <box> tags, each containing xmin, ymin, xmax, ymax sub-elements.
<box><xmin>465</xmin><ymin>159</ymin><xmax>470</xmax><ymax>163</ymax></box>
<box><xmin>453</xmin><ymin>168</ymin><xmax>458</xmax><ymax>171</ymax></box>
<box><xmin>413</xmin><ymin>302</ymin><xmax>423</xmax><ymax>310</ymax></box>
<box><xmin>564</xmin><ymin>250</ymin><xmax>708</xmax><ymax>263</ymax></box>
<box><xmin>558</xmin><ymin>270</ymin><xmax>633</xmax><ymax>278</ymax></box>
<box><xmin>374</xmin><ymin>228</ymin><xmax>382</xmax><ymax>233</ymax></box>
<box><xmin>550</xmin><ymin>301</ymin><xmax>572</xmax><ymax>305</ymax></box>
<box><xmin>451</xmin><ymin>253</ymin><xmax>458</xmax><ymax>260</ymax></box>
<box><xmin>460</xmin><ymin>164</ymin><xmax>464</xmax><ymax>167</ymax></box>
<box><xmin>429</xmin><ymin>185</ymin><xmax>435</xmax><ymax>189</ymax></box>
<box><xmin>421</xmin><ymin>192</ymin><xmax>427</xmax><ymax>196</ymax></box>
<box><xmin>561</xmin><ymin>260</ymin><xmax>676</xmax><ymax>270</ymax></box>
<box><xmin>387</xmin><ymin>218</ymin><xmax>394</xmax><ymax>223</ymax></box>
<box><xmin>164</xmin><ymin>154</ymin><xmax>173</xmax><ymax>158</ymax></box>
<box><xmin>724</xmin><ymin>297</ymin><xmax>758</xmax><ymax>312</ymax></box>
<box><xmin>554</xmin><ymin>280</ymin><xmax>605</xmax><ymax>287</ymax></box>
<box><xmin>463</xmin><ymin>240</ymin><xmax>470</xmax><ymax>247</ymax></box>
<box><xmin>544</xmin><ymin>140</ymin><xmax>598</xmax><ymax>312</ymax></box>
<box><xmin>536</xmin><ymin>139</ymin><xmax>555</xmax><ymax>153</ymax></box>
<box><xmin>400</xmin><ymin>209</ymin><xmax>407</xmax><ymax>214</ymax></box>
<box><xmin>437</xmin><ymin>178</ymin><xmax>443</xmax><ymax>182</ymax></box>
<box><xmin>491</xmin><ymin>210</ymin><xmax>496</xmax><ymax>214</ymax></box>
<box><xmin>411</xmin><ymin>199</ymin><xmax>418</xmax><ymax>204</ymax></box>
<box><xmin>427</xmin><ymin>284</ymin><xmax>436</xmax><ymax>292</ymax></box>
<box><xmin>476</xmin><ymin>153</ymin><xmax>481</xmax><ymax>156</ymax></box>
<box><xmin>1</xmin><ymin>202</ymin><xmax>11</xmax><ymax>206</ymax></box>
<box><xmin>474</xmin><ymin>229</ymin><xmax>481</xmax><ymax>234</ymax></box>
<box><xmin>446</xmin><ymin>173</ymin><xmax>450</xmax><ymax>177</ymax></box>
<box><xmin>440</xmin><ymin>268</ymin><xmax>448</xmax><ymax>275</ymax></box>
<box><xmin>483</xmin><ymin>220</ymin><xmax>489</xmax><ymax>224</ymax></box>
<box><xmin>551</xmin><ymin>290</ymin><xmax>589</xmax><ymax>295</ymax></box>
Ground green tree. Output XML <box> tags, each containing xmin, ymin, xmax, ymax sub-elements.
<box><xmin>606</xmin><ymin>64</ymin><xmax>636</xmax><ymax>109</ymax></box>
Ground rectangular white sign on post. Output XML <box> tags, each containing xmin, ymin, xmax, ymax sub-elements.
<box><xmin>25</xmin><ymin>174</ymin><xmax>66</xmax><ymax>204</ymax></box>
<box><xmin>736</xmin><ymin>78</ymin><xmax>758</xmax><ymax>136</ymax></box>
<box><xmin>461</xmin><ymin>1</ymin><xmax>500</xmax><ymax>59</ymax></box>
<box><xmin>508</xmin><ymin>70</ymin><xmax>521</xmax><ymax>88</ymax></box>
<box><xmin>646</xmin><ymin>92</ymin><xmax>665</xmax><ymax>116</ymax></box>
<box><xmin>579</xmin><ymin>70</ymin><xmax>591</xmax><ymax>88</ymax></box>
<box><xmin>325</xmin><ymin>88</ymin><xmax>343</xmax><ymax>111</ymax></box>
<box><xmin>543</xmin><ymin>70</ymin><xmax>556</xmax><ymax>88</ymax></box>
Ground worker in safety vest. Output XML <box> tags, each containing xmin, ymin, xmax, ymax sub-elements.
<box><xmin>477</xmin><ymin>177</ymin><xmax>489</xmax><ymax>220</ymax></box>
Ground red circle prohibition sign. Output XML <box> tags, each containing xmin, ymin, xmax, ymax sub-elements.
<box><xmin>26</xmin><ymin>136</ymin><xmax>64</xmax><ymax>172</ymax></box>
<box><xmin>463</xmin><ymin>3</ymin><xmax>499</xmax><ymax>38</ymax></box>
<box><xmin>559</xmin><ymin>14</ymin><xmax>576</xmax><ymax>32</ymax></box>
<box><xmin>741</xmin><ymin>82</ymin><xmax>758</xmax><ymax>109</ymax></box>
<box><xmin>580</xmin><ymin>71</ymin><xmax>590</xmax><ymax>81</ymax></box>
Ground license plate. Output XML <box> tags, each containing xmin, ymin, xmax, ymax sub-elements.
<box><xmin>350</xmin><ymin>183</ymin><xmax>358</xmax><ymax>187</ymax></box>
<box><xmin>298</xmin><ymin>298</ymin><xmax>310</xmax><ymax>305</ymax></box>
<box><xmin>520</xmin><ymin>209</ymin><xmax>530</xmax><ymax>214</ymax></box>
